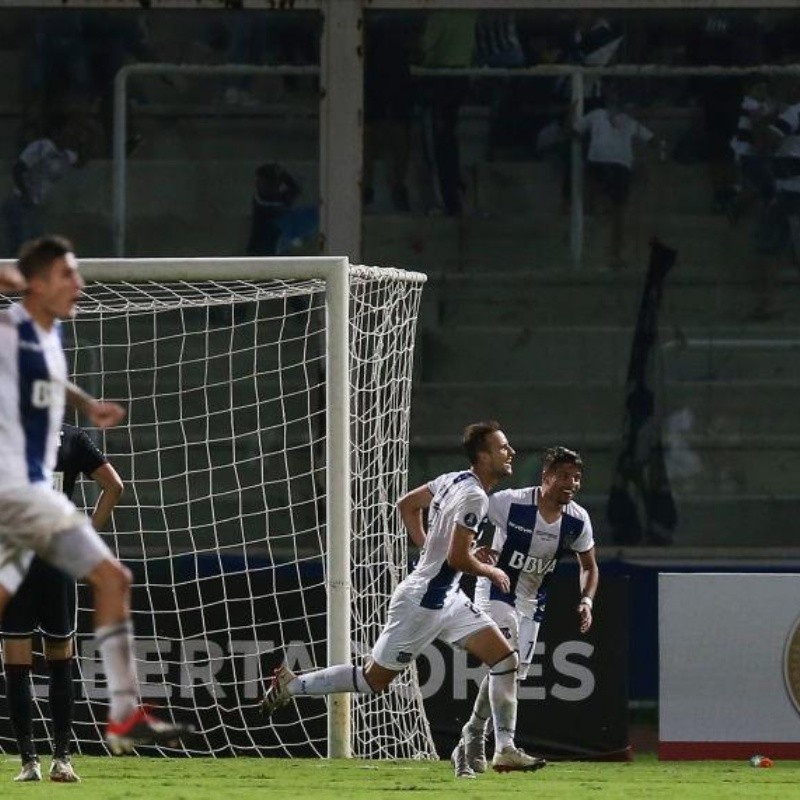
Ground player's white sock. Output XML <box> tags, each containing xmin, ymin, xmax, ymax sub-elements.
<box><xmin>464</xmin><ymin>674</ymin><xmax>491</xmax><ymax>734</ymax></box>
<box><xmin>290</xmin><ymin>664</ymin><xmax>375</xmax><ymax>696</ymax></box>
<box><xmin>488</xmin><ymin>652</ymin><xmax>518</xmax><ymax>751</ymax></box>
<box><xmin>95</xmin><ymin>621</ymin><xmax>138</xmax><ymax>722</ymax></box>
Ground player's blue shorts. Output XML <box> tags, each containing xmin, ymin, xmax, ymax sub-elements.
<box><xmin>0</xmin><ymin>556</ymin><xmax>76</xmax><ymax>641</ymax></box>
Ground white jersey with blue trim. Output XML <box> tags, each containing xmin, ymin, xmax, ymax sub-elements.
<box><xmin>401</xmin><ymin>470</ymin><xmax>488</xmax><ymax>610</ymax></box>
<box><xmin>0</xmin><ymin>303</ymin><xmax>67</xmax><ymax>492</ymax></box>
<box><xmin>475</xmin><ymin>486</ymin><xmax>594</xmax><ymax>618</ymax></box>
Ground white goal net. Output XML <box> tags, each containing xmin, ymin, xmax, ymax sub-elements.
<box><xmin>0</xmin><ymin>257</ymin><xmax>435</xmax><ymax>760</ymax></box>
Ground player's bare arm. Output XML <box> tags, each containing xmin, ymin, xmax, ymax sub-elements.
<box><xmin>396</xmin><ymin>484</ymin><xmax>433</xmax><ymax>548</ymax></box>
<box><xmin>65</xmin><ymin>382</ymin><xmax>126</xmax><ymax>429</ymax></box>
<box><xmin>448</xmin><ymin>524</ymin><xmax>510</xmax><ymax>593</ymax></box>
<box><xmin>0</xmin><ymin>265</ymin><xmax>25</xmax><ymax>292</ymax></box>
<box><xmin>89</xmin><ymin>463</ymin><xmax>124</xmax><ymax>530</ymax></box>
<box><xmin>576</xmin><ymin>547</ymin><xmax>599</xmax><ymax>634</ymax></box>
<box><xmin>473</xmin><ymin>545</ymin><xmax>498</xmax><ymax>565</ymax></box>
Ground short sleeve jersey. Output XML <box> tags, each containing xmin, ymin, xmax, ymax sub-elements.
<box><xmin>475</xmin><ymin>486</ymin><xmax>594</xmax><ymax>618</ymax></box>
<box><xmin>577</xmin><ymin>108</ymin><xmax>653</xmax><ymax>168</ymax></box>
<box><xmin>53</xmin><ymin>425</ymin><xmax>108</xmax><ymax>500</ymax></box>
<box><xmin>16</xmin><ymin>138</ymin><xmax>78</xmax><ymax>206</ymax></box>
<box><xmin>0</xmin><ymin>303</ymin><xmax>67</xmax><ymax>491</ymax></box>
<box><xmin>403</xmin><ymin>470</ymin><xmax>488</xmax><ymax>609</ymax></box>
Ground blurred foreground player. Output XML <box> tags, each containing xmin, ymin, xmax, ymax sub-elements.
<box><xmin>0</xmin><ymin>235</ymin><xmax>191</xmax><ymax>759</ymax></box>
<box><xmin>2</xmin><ymin>425</ymin><xmax>123</xmax><ymax>782</ymax></box>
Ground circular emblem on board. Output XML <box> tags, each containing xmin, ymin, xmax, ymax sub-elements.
<box><xmin>784</xmin><ymin>613</ymin><xmax>800</xmax><ymax>715</ymax></box>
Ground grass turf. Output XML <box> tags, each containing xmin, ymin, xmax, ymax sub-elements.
<box><xmin>4</xmin><ymin>754</ymin><xmax>799</xmax><ymax>799</ymax></box>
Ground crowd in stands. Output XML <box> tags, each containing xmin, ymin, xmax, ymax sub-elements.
<box><xmin>2</xmin><ymin>7</ymin><xmax>800</xmax><ymax>284</ymax></box>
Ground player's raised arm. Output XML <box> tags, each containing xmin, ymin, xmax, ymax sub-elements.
<box><xmin>0</xmin><ymin>264</ymin><xmax>25</xmax><ymax>291</ymax></box>
<box><xmin>396</xmin><ymin>484</ymin><xmax>433</xmax><ymax>548</ymax></box>
<box><xmin>576</xmin><ymin>547</ymin><xmax>599</xmax><ymax>634</ymax></box>
<box><xmin>65</xmin><ymin>382</ymin><xmax>126</xmax><ymax>429</ymax></box>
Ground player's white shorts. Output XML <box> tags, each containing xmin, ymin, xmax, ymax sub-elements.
<box><xmin>477</xmin><ymin>598</ymin><xmax>541</xmax><ymax>681</ymax></box>
<box><xmin>372</xmin><ymin>586</ymin><xmax>496</xmax><ymax>671</ymax></box>
<box><xmin>0</xmin><ymin>484</ymin><xmax>113</xmax><ymax>595</ymax></box>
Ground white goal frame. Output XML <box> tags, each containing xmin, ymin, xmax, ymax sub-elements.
<box><xmin>2</xmin><ymin>255</ymin><xmax>427</xmax><ymax>759</ymax></box>
<box><xmin>80</xmin><ymin>255</ymin><xmax>355</xmax><ymax>759</ymax></box>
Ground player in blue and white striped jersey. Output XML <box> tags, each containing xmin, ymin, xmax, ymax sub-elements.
<box><xmin>454</xmin><ymin>446</ymin><xmax>599</xmax><ymax>776</ymax></box>
<box><xmin>263</xmin><ymin>421</ymin><xmax>546</xmax><ymax>774</ymax></box>
<box><xmin>0</xmin><ymin>235</ymin><xmax>191</xmax><ymax>755</ymax></box>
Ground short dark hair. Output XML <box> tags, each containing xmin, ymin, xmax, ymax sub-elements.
<box><xmin>542</xmin><ymin>446</ymin><xmax>583</xmax><ymax>473</ymax></box>
<box><xmin>462</xmin><ymin>420</ymin><xmax>501</xmax><ymax>464</ymax></box>
<box><xmin>17</xmin><ymin>235</ymin><xmax>74</xmax><ymax>281</ymax></box>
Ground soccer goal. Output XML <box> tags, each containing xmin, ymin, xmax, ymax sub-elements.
<box><xmin>0</xmin><ymin>257</ymin><xmax>436</xmax><ymax>760</ymax></box>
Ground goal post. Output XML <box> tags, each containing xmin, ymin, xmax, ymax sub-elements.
<box><xmin>0</xmin><ymin>256</ymin><xmax>435</xmax><ymax>760</ymax></box>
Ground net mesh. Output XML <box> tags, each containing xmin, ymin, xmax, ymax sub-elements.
<box><xmin>0</xmin><ymin>263</ymin><xmax>435</xmax><ymax>759</ymax></box>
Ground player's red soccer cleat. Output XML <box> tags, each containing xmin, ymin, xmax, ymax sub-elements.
<box><xmin>106</xmin><ymin>705</ymin><xmax>194</xmax><ymax>755</ymax></box>
<box><xmin>260</xmin><ymin>664</ymin><xmax>296</xmax><ymax>715</ymax></box>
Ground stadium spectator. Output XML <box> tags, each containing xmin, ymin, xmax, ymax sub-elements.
<box><xmin>363</xmin><ymin>12</ymin><xmax>415</xmax><ymax>212</ymax></box>
<box><xmin>573</xmin><ymin>88</ymin><xmax>657</xmax><ymax>269</ymax></box>
<box><xmin>549</xmin><ymin>13</ymin><xmax>625</xmax><ymax>214</ymax></box>
<box><xmin>246</xmin><ymin>162</ymin><xmax>318</xmax><ymax>257</ymax></box>
<box><xmin>417</xmin><ymin>11</ymin><xmax>477</xmax><ymax>216</ymax></box>
<box><xmin>81</xmin><ymin>11</ymin><xmax>151</xmax><ymax>155</ymax></box>
<box><xmin>453</xmin><ymin>446</ymin><xmax>598</xmax><ymax>777</ymax></box>
<box><xmin>2</xmin><ymin>425</ymin><xmax>123</xmax><ymax>783</ymax></box>
<box><xmin>221</xmin><ymin>9</ymin><xmax>272</xmax><ymax>107</ymax></box>
<box><xmin>1</xmin><ymin>117</ymin><xmax>92</xmax><ymax>258</ymax></box>
<box><xmin>0</xmin><ymin>235</ymin><xmax>191</xmax><ymax>755</ymax></box>
<box><xmin>727</xmin><ymin>74</ymin><xmax>778</xmax><ymax>223</ymax></box>
<box><xmin>262</xmin><ymin>421</ymin><xmax>546</xmax><ymax>774</ymax></box>
<box><xmin>748</xmin><ymin>80</ymin><xmax>800</xmax><ymax>320</ymax></box>
<box><xmin>563</xmin><ymin>12</ymin><xmax>624</xmax><ymax>109</ymax></box>
<box><xmin>686</xmin><ymin>12</ymin><xmax>762</xmax><ymax>213</ymax></box>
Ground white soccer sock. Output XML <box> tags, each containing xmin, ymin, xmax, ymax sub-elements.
<box><xmin>96</xmin><ymin>621</ymin><xmax>139</xmax><ymax>723</ymax></box>
<box><xmin>465</xmin><ymin>674</ymin><xmax>491</xmax><ymax>735</ymax></box>
<box><xmin>488</xmin><ymin>652</ymin><xmax>518</xmax><ymax>752</ymax></box>
<box><xmin>289</xmin><ymin>664</ymin><xmax>375</xmax><ymax>697</ymax></box>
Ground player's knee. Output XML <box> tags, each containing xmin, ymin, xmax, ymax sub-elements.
<box><xmin>87</xmin><ymin>559</ymin><xmax>132</xmax><ymax>595</ymax></box>
<box><xmin>489</xmin><ymin>650</ymin><xmax>518</xmax><ymax>676</ymax></box>
<box><xmin>118</xmin><ymin>561</ymin><xmax>133</xmax><ymax>590</ymax></box>
<box><xmin>110</xmin><ymin>561</ymin><xmax>133</xmax><ymax>595</ymax></box>
<box><xmin>363</xmin><ymin>661</ymin><xmax>396</xmax><ymax>693</ymax></box>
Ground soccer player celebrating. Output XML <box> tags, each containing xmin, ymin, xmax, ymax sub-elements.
<box><xmin>262</xmin><ymin>421</ymin><xmax>546</xmax><ymax>774</ymax></box>
<box><xmin>453</xmin><ymin>446</ymin><xmax>599</xmax><ymax>777</ymax></box>
<box><xmin>0</xmin><ymin>235</ymin><xmax>191</xmax><ymax>757</ymax></box>
<box><xmin>2</xmin><ymin>424</ymin><xmax>123</xmax><ymax>782</ymax></box>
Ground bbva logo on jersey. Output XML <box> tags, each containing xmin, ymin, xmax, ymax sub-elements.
<box><xmin>507</xmin><ymin>550</ymin><xmax>556</xmax><ymax>575</ymax></box>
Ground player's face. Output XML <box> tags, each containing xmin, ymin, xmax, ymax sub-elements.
<box><xmin>482</xmin><ymin>430</ymin><xmax>515</xmax><ymax>478</ymax></box>
<box><xmin>32</xmin><ymin>253</ymin><xmax>84</xmax><ymax>322</ymax></box>
<box><xmin>541</xmin><ymin>462</ymin><xmax>582</xmax><ymax>506</ymax></box>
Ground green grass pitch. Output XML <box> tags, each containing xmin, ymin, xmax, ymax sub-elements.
<box><xmin>3</xmin><ymin>755</ymin><xmax>799</xmax><ymax>799</ymax></box>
